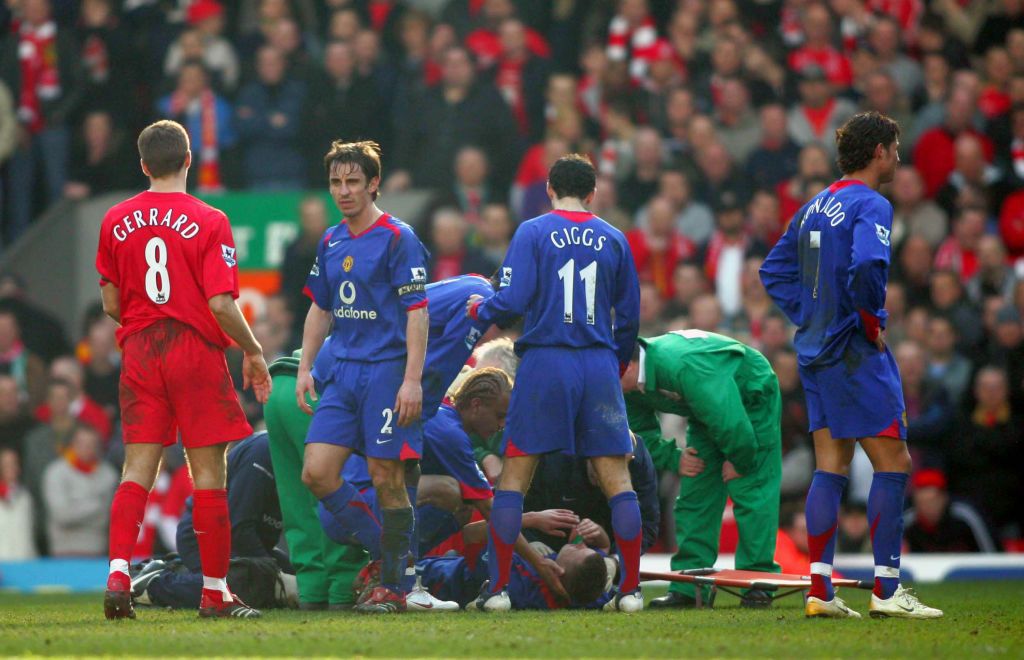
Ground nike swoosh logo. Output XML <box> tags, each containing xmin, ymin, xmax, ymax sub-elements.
<box><xmin>329</xmin><ymin>240</ymin><xmax>342</xmax><ymax>247</ymax></box>
<box><xmin>376</xmin><ymin>438</ymin><xmax>393</xmax><ymax>445</ymax></box>
<box><xmin>417</xmin><ymin>602</ymin><xmax>433</xmax><ymax>609</ymax></box>
<box><xmin>896</xmin><ymin>602</ymin><xmax>914</xmax><ymax>612</ymax></box>
<box><xmin>890</xmin><ymin>555</ymin><xmax>900</xmax><ymax>561</ymax></box>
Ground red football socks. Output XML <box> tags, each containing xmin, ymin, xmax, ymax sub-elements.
<box><xmin>108</xmin><ymin>481</ymin><xmax>149</xmax><ymax>575</ymax></box>
<box><xmin>192</xmin><ymin>488</ymin><xmax>231</xmax><ymax>601</ymax></box>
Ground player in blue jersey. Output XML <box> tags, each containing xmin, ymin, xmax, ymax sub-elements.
<box><xmin>760</xmin><ymin>113</ymin><xmax>942</xmax><ymax>620</ymax></box>
<box><xmin>465</xmin><ymin>154</ymin><xmax>644</xmax><ymax>612</ymax></box>
<box><xmin>418</xmin><ymin>533</ymin><xmax>611</xmax><ymax>611</ymax></box>
<box><xmin>296</xmin><ymin>140</ymin><xmax>430</xmax><ymax>614</ymax></box>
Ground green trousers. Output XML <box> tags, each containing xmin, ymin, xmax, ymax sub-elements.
<box><xmin>264</xmin><ymin>373</ymin><xmax>367</xmax><ymax>606</ymax></box>
<box><xmin>669</xmin><ymin>401</ymin><xmax>782</xmax><ymax>600</ymax></box>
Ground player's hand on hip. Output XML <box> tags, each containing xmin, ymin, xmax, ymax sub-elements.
<box><xmin>679</xmin><ymin>447</ymin><xmax>705</xmax><ymax>477</ymax></box>
<box><xmin>530</xmin><ymin>509</ymin><xmax>579</xmax><ymax>537</ymax></box>
<box><xmin>243</xmin><ymin>352</ymin><xmax>272</xmax><ymax>404</ymax></box>
<box><xmin>295</xmin><ymin>368</ymin><xmax>318</xmax><ymax>415</ymax></box>
<box><xmin>721</xmin><ymin>461</ymin><xmax>742</xmax><ymax>482</ymax></box>
<box><xmin>394</xmin><ymin>378</ymin><xmax>422</xmax><ymax>427</ymax></box>
<box><xmin>534</xmin><ymin>556</ymin><xmax>569</xmax><ymax>603</ymax></box>
<box><xmin>875</xmin><ymin>331</ymin><xmax>886</xmax><ymax>352</ymax></box>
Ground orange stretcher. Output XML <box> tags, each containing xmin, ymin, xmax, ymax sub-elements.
<box><xmin>640</xmin><ymin>568</ymin><xmax>873</xmax><ymax>606</ymax></box>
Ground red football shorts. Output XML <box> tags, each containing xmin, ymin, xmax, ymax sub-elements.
<box><xmin>120</xmin><ymin>319</ymin><xmax>252</xmax><ymax>448</ymax></box>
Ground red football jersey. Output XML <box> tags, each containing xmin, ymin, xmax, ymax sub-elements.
<box><xmin>95</xmin><ymin>191</ymin><xmax>239</xmax><ymax>348</ymax></box>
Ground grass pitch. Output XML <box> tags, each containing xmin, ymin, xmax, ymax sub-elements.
<box><xmin>1</xmin><ymin>582</ymin><xmax>1022</xmax><ymax>658</ymax></box>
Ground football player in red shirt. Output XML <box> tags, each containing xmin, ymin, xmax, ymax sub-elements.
<box><xmin>96</xmin><ymin>120</ymin><xmax>271</xmax><ymax>620</ymax></box>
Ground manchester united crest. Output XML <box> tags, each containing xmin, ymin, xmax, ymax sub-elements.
<box><xmin>343</xmin><ymin>255</ymin><xmax>354</xmax><ymax>272</ymax></box>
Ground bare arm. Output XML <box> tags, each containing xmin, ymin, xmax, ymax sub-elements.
<box><xmin>394</xmin><ymin>306</ymin><xmax>428</xmax><ymax>427</ymax></box>
<box><xmin>208</xmin><ymin>293</ymin><xmax>271</xmax><ymax>403</ymax></box>
<box><xmin>295</xmin><ymin>301</ymin><xmax>332</xmax><ymax>414</ymax></box>
<box><xmin>100</xmin><ymin>282</ymin><xmax>120</xmax><ymax>324</ymax></box>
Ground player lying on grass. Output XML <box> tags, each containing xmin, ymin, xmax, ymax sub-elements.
<box><xmin>465</xmin><ymin>154</ymin><xmax>644</xmax><ymax>612</ymax></box>
<box><xmin>522</xmin><ymin>434</ymin><xmax>660</xmax><ymax>555</ymax></box>
<box><xmin>130</xmin><ymin>432</ymin><xmax>297</xmax><ymax>611</ymax></box>
<box><xmin>415</xmin><ymin>520</ymin><xmax>614</xmax><ymax>611</ymax></box>
<box><xmin>760</xmin><ymin>112</ymin><xmax>942</xmax><ymax>619</ymax></box>
<box><xmin>319</xmin><ymin>367</ymin><xmax>570</xmax><ymax>607</ymax></box>
<box><xmin>621</xmin><ymin>331</ymin><xmax>783</xmax><ymax>610</ymax></box>
<box><xmin>98</xmin><ymin>120</ymin><xmax>271</xmax><ymax>620</ymax></box>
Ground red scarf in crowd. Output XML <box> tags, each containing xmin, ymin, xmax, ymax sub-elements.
<box><xmin>703</xmin><ymin>231</ymin><xmax>749</xmax><ymax>282</ymax></box>
<box><xmin>64</xmin><ymin>448</ymin><xmax>98</xmax><ymax>474</ymax></box>
<box><xmin>0</xmin><ymin>481</ymin><xmax>10</xmax><ymax>501</ymax></box>
<box><xmin>17</xmin><ymin>20</ymin><xmax>61</xmax><ymax>134</ymax></box>
<box><xmin>1011</xmin><ymin>139</ymin><xmax>1024</xmax><ymax>181</ymax></box>
<box><xmin>169</xmin><ymin>89</ymin><xmax>223</xmax><ymax>192</ymax></box>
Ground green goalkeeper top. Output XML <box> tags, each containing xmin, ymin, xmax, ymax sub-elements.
<box><xmin>624</xmin><ymin>330</ymin><xmax>780</xmax><ymax>477</ymax></box>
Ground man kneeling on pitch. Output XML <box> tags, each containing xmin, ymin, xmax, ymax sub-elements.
<box><xmin>621</xmin><ymin>330</ymin><xmax>782</xmax><ymax>609</ymax></box>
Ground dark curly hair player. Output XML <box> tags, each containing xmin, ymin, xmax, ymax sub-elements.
<box><xmin>759</xmin><ymin>111</ymin><xmax>942</xmax><ymax>619</ymax></box>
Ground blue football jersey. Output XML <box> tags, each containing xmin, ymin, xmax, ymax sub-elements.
<box><xmin>304</xmin><ymin>214</ymin><xmax>429</xmax><ymax>362</ymax></box>
<box><xmin>473</xmin><ymin>210</ymin><xmax>640</xmax><ymax>364</ymax></box>
<box><xmin>760</xmin><ymin>180</ymin><xmax>892</xmax><ymax>368</ymax></box>
<box><xmin>422</xmin><ymin>404</ymin><xmax>493</xmax><ymax>500</ymax></box>
<box><xmin>422</xmin><ymin>275</ymin><xmax>493</xmax><ymax>414</ymax></box>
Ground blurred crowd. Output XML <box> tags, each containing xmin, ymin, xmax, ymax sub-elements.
<box><xmin>0</xmin><ymin>0</ymin><xmax>1022</xmax><ymax>560</ymax></box>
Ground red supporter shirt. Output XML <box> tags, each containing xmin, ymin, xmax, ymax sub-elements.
<box><xmin>95</xmin><ymin>191</ymin><xmax>240</xmax><ymax>349</ymax></box>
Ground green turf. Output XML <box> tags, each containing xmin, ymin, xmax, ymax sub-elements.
<box><xmin>0</xmin><ymin>582</ymin><xmax>1021</xmax><ymax>658</ymax></box>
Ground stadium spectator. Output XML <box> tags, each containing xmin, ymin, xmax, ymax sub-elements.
<box><xmin>860</xmin><ymin>72</ymin><xmax>915</xmax><ymax>149</ymax></box>
<box><xmin>694</xmin><ymin>141</ymin><xmax>749</xmax><ymax>211</ymax></box>
<box><xmin>0</xmin><ymin>310</ymin><xmax>46</xmax><ymax>407</ymax></box>
<box><xmin>868</xmin><ymin>16</ymin><xmax>923</xmax><ymax>97</ymax></box>
<box><xmin>435</xmin><ymin>146</ymin><xmax>498</xmax><ymax>227</ymax></box>
<box><xmin>968</xmin><ymin>235</ymin><xmax>1018</xmax><ymax>305</ymax></box>
<box><xmin>935</xmin><ymin>134</ymin><xmax>1008</xmax><ymax>217</ymax></box>
<box><xmin>713</xmin><ymin>79</ymin><xmax>760</xmax><ymax>166</ymax></box>
<box><xmin>746</xmin><ymin>104</ymin><xmax>802</xmax><ymax>192</ymax></box>
<box><xmin>427</xmin><ymin>208</ymin><xmax>497</xmax><ymax>283</ymax></box>
<box><xmin>606</xmin><ymin>0</ymin><xmax>658</xmax><ymax>85</ymax></box>
<box><xmin>627</xmin><ymin>196</ymin><xmax>696</xmax><ymax>303</ymax></box>
<box><xmin>0</xmin><ymin>374</ymin><xmax>34</xmax><ymax>456</ymax></box>
<box><xmin>476</xmin><ymin>203</ymin><xmax>514</xmax><ymax>266</ymax></box>
<box><xmin>776</xmin><ymin>143</ymin><xmax>834</xmax><ymax>234</ymax></box>
<box><xmin>890</xmin><ymin>166</ymin><xmax>948</xmax><ymax>250</ymax></box>
<box><xmin>390</xmin><ymin>45</ymin><xmax>517</xmax><ymax>195</ymax></box>
<box><xmin>913</xmin><ymin>89</ymin><xmax>995</xmax><ymax>198</ymax></box>
<box><xmin>0</xmin><ymin>447</ymin><xmax>36</xmax><ymax>559</ymax></box>
<box><xmin>948</xmin><ymin>366</ymin><xmax>1023</xmax><ymax>539</ymax></box>
<box><xmin>236</xmin><ymin>46</ymin><xmax>306</xmax><ymax>190</ymax></box>
<box><xmin>925</xmin><ymin>316</ymin><xmax>974</xmax><ymax>408</ymax></box>
<box><xmin>638</xmin><ymin>169</ymin><xmax>713</xmax><ymax>247</ymax></box>
<box><xmin>934</xmin><ymin>207</ymin><xmax>987</xmax><ymax>283</ymax></box>
<box><xmin>974</xmin><ymin>0</ymin><xmax>1024</xmax><ymax>54</ymax></box>
<box><xmin>35</xmin><ymin>355</ymin><xmax>112</xmax><ymax>442</ymax></box>
<box><xmin>80</xmin><ymin>306</ymin><xmax>120</xmax><ymax>421</ymax></box>
<box><xmin>165</xmin><ymin>0</ymin><xmax>239</xmax><ymax>93</ymax></box>
<box><xmin>76</xmin><ymin>0</ymin><xmax>137</xmax><ymax>122</ymax></box>
<box><xmin>904</xmin><ymin>468</ymin><xmax>998</xmax><ymax>553</ymax></box>
<box><xmin>787</xmin><ymin>64</ymin><xmax>857</xmax><ymax>157</ymax></box>
<box><xmin>930</xmin><ymin>269</ymin><xmax>985</xmax><ymax>358</ymax></box>
<box><xmin>787</xmin><ymin>3</ymin><xmax>853</xmax><ymax>88</ymax></box>
<box><xmin>486</xmin><ymin>18</ymin><xmax>548</xmax><ymax>143</ymax></box>
<box><xmin>896</xmin><ymin>235</ymin><xmax>935</xmax><ymax>308</ymax></box>
<box><xmin>302</xmin><ymin>40</ymin><xmax>384</xmax><ymax>185</ymax></box>
<box><xmin>42</xmin><ymin>423</ymin><xmax>117</xmax><ymax>556</ymax></box>
<box><xmin>836</xmin><ymin>501</ymin><xmax>872</xmax><ymax>554</ymax></box>
<box><xmin>701</xmin><ymin>190</ymin><xmax>763</xmax><ymax>320</ymax></box>
<box><xmin>63</xmin><ymin>110</ymin><xmax>139</xmax><ymax>200</ymax></box>
<box><xmin>617</xmin><ymin>127</ymin><xmax>665</xmax><ymax>214</ymax></box>
<box><xmin>157</xmin><ymin>60</ymin><xmax>236</xmax><ymax>193</ymax></box>
<box><xmin>983</xmin><ymin>307</ymin><xmax>1024</xmax><ymax>408</ymax></box>
<box><xmin>894</xmin><ymin>341</ymin><xmax>954</xmax><ymax>464</ymax></box>
<box><xmin>279</xmin><ymin>196</ymin><xmax>328</xmax><ymax>346</ymax></box>
<box><xmin>0</xmin><ymin>0</ymin><xmax>84</xmax><ymax>241</ymax></box>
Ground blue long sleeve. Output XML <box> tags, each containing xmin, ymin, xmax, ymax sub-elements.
<box><xmin>476</xmin><ymin>226</ymin><xmax>537</xmax><ymax>325</ymax></box>
<box><xmin>848</xmin><ymin>197</ymin><xmax>892</xmax><ymax>327</ymax></box>
<box><xmin>760</xmin><ymin>209</ymin><xmax>805</xmax><ymax>325</ymax></box>
<box><xmin>612</xmin><ymin>240</ymin><xmax>641</xmax><ymax>366</ymax></box>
